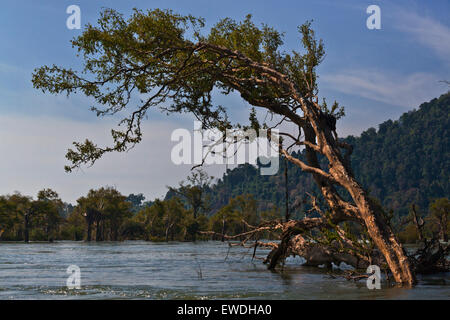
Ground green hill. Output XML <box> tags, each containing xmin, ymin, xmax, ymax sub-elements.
<box><xmin>182</xmin><ymin>92</ymin><xmax>449</xmax><ymax>218</ymax></box>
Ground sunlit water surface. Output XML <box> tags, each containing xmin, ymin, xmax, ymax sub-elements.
<box><xmin>0</xmin><ymin>241</ymin><xmax>448</xmax><ymax>299</ymax></box>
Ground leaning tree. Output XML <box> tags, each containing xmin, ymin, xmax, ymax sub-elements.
<box><xmin>33</xmin><ymin>8</ymin><xmax>427</xmax><ymax>284</ymax></box>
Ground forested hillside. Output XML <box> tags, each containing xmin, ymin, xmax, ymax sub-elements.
<box><xmin>2</xmin><ymin>94</ymin><xmax>446</xmax><ymax>243</ymax></box>
<box><xmin>194</xmin><ymin>92</ymin><xmax>449</xmax><ymax>218</ymax></box>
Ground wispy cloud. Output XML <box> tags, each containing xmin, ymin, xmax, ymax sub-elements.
<box><xmin>321</xmin><ymin>6</ymin><xmax>450</xmax><ymax>109</ymax></box>
<box><xmin>321</xmin><ymin>69</ymin><xmax>446</xmax><ymax>108</ymax></box>
<box><xmin>0</xmin><ymin>115</ymin><xmax>226</xmax><ymax>203</ymax></box>
<box><xmin>395</xmin><ymin>10</ymin><xmax>450</xmax><ymax>65</ymax></box>
<box><xmin>0</xmin><ymin>63</ymin><xmax>25</xmax><ymax>74</ymax></box>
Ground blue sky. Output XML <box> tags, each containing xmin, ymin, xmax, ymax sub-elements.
<box><xmin>0</xmin><ymin>0</ymin><xmax>449</xmax><ymax>203</ymax></box>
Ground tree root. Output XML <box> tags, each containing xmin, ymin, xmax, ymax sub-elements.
<box><xmin>409</xmin><ymin>238</ymin><xmax>450</xmax><ymax>274</ymax></box>
<box><xmin>204</xmin><ymin>218</ymin><xmax>449</xmax><ymax>282</ymax></box>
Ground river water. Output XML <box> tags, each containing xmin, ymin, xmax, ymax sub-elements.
<box><xmin>0</xmin><ymin>241</ymin><xmax>448</xmax><ymax>299</ymax></box>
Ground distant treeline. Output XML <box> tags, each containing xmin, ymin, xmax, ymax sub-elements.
<box><xmin>0</xmin><ymin>184</ymin><xmax>448</xmax><ymax>244</ymax></box>
<box><xmin>0</xmin><ymin>93</ymin><xmax>448</xmax><ymax>244</ymax></box>
<box><xmin>200</xmin><ymin>93</ymin><xmax>449</xmax><ymax>219</ymax></box>
<box><xmin>0</xmin><ymin>185</ymin><xmax>282</xmax><ymax>243</ymax></box>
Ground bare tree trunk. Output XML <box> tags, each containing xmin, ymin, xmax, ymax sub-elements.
<box><xmin>96</xmin><ymin>220</ymin><xmax>103</xmax><ymax>241</ymax></box>
<box><xmin>347</xmin><ymin>182</ymin><xmax>415</xmax><ymax>284</ymax></box>
<box><xmin>284</xmin><ymin>157</ymin><xmax>289</xmax><ymax>221</ymax></box>
<box><xmin>287</xmin><ymin>234</ymin><xmax>384</xmax><ymax>269</ymax></box>
<box><xmin>86</xmin><ymin>220</ymin><xmax>92</xmax><ymax>242</ymax></box>
<box><xmin>165</xmin><ymin>223</ymin><xmax>173</xmax><ymax>242</ymax></box>
<box><xmin>315</xmin><ymin>108</ymin><xmax>415</xmax><ymax>284</ymax></box>
<box><xmin>34</xmin><ymin>38</ymin><xmax>419</xmax><ymax>285</ymax></box>
<box><xmin>47</xmin><ymin>224</ymin><xmax>54</xmax><ymax>243</ymax></box>
<box><xmin>192</xmin><ymin>207</ymin><xmax>199</xmax><ymax>242</ymax></box>
<box><xmin>24</xmin><ymin>213</ymin><xmax>30</xmax><ymax>243</ymax></box>
<box><xmin>324</xmin><ymin>147</ymin><xmax>414</xmax><ymax>283</ymax></box>
<box><xmin>411</xmin><ymin>204</ymin><xmax>424</xmax><ymax>241</ymax></box>
<box><xmin>282</xmin><ymin>114</ymin><xmax>416</xmax><ymax>285</ymax></box>
<box><xmin>441</xmin><ymin>213</ymin><xmax>448</xmax><ymax>242</ymax></box>
<box><xmin>221</xmin><ymin>219</ymin><xmax>226</xmax><ymax>242</ymax></box>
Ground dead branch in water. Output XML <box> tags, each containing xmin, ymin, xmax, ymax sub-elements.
<box><xmin>200</xmin><ymin>211</ymin><xmax>449</xmax><ymax>281</ymax></box>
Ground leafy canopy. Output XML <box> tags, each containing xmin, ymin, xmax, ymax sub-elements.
<box><xmin>32</xmin><ymin>8</ymin><xmax>338</xmax><ymax>172</ymax></box>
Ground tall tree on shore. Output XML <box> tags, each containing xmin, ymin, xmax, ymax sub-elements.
<box><xmin>6</xmin><ymin>193</ymin><xmax>34</xmax><ymax>242</ymax></box>
<box><xmin>35</xmin><ymin>188</ymin><xmax>64</xmax><ymax>242</ymax></box>
<box><xmin>429</xmin><ymin>198</ymin><xmax>449</xmax><ymax>242</ymax></box>
<box><xmin>168</xmin><ymin>169</ymin><xmax>213</xmax><ymax>241</ymax></box>
<box><xmin>76</xmin><ymin>194</ymin><xmax>102</xmax><ymax>241</ymax></box>
<box><xmin>32</xmin><ymin>9</ymin><xmax>416</xmax><ymax>284</ymax></box>
<box><xmin>0</xmin><ymin>193</ymin><xmax>32</xmax><ymax>241</ymax></box>
<box><xmin>76</xmin><ymin>187</ymin><xmax>132</xmax><ymax>241</ymax></box>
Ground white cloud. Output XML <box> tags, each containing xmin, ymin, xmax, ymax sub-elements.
<box><xmin>395</xmin><ymin>10</ymin><xmax>450</xmax><ymax>65</ymax></box>
<box><xmin>0</xmin><ymin>115</ymin><xmax>227</xmax><ymax>204</ymax></box>
<box><xmin>321</xmin><ymin>69</ymin><xmax>445</xmax><ymax>108</ymax></box>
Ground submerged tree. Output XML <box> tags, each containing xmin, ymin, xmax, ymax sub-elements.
<box><xmin>35</xmin><ymin>188</ymin><xmax>64</xmax><ymax>242</ymax></box>
<box><xmin>168</xmin><ymin>169</ymin><xmax>213</xmax><ymax>240</ymax></box>
<box><xmin>34</xmin><ymin>8</ymin><xmax>443</xmax><ymax>284</ymax></box>
<box><xmin>429</xmin><ymin>198</ymin><xmax>449</xmax><ymax>242</ymax></box>
<box><xmin>133</xmin><ymin>197</ymin><xmax>188</xmax><ymax>241</ymax></box>
<box><xmin>76</xmin><ymin>187</ymin><xmax>131</xmax><ymax>241</ymax></box>
<box><xmin>1</xmin><ymin>193</ymin><xmax>33</xmax><ymax>242</ymax></box>
<box><xmin>208</xmin><ymin>194</ymin><xmax>259</xmax><ymax>241</ymax></box>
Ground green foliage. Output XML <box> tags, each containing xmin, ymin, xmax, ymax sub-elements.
<box><xmin>201</xmin><ymin>93</ymin><xmax>450</xmax><ymax>224</ymax></box>
<box><xmin>348</xmin><ymin>93</ymin><xmax>449</xmax><ymax>217</ymax></box>
<box><xmin>320</xmin><ymin>98</ymin><xmax>345</xmax><ymax>120</ymax></box>
<box><xmin>32</xmin><ymin>9</ymin><xmax>325</xmax><ymax>171</ymax></box>
<box><xmin>397</xmin><ymin>198</ymin><xmax>449</xmax><ymax>243</ymax></box>
<box><xmin>132</xmin><ymin>197</ymin><xmax>189</xmax><ymax>241</ymax></box>
<box><xmin>398</xmin><ymin>224</ymin><xmax>420</xmax><ymax>244</ymax></box>
<box><xmin>0</xmin><ymin>190</ymin><xmax>66</xmax><ymax>241</ymax></box>
<box><xmin>167</xmin><ymin>169</ymin><xmax>213</xmax><ymax>220</ymax></box>
<box><xmin>1</xmin><ymin>88</ymin><xmax>442</xmax><ymax>242</ymax></box>
<box><xmin>428</xmin><ymin>197</ymin><xmax>449</xmax><ymax>241</ymax></box>
<box><xmin>125</xmin><ymin>193</ymin><xmax>148</xmax><ymax>213</ymax></box>
<box><xmin>429</xmin><ymin>198</ymin><xmax>450</xmax><ymax>220</ymax></box>
<box><xmin>17</xmin><ymin>6</ymin><xmax>450</xmax><ymax>243</ymax></box>
<box><xmin>60</xmin><ymin>209</ymin><xmax>85</xmax><ymax>241</ymax></box>
<box><xmin>209</xmin><ymin>194</ymin><xmax>259</xmax><ymax>237</ymax></box>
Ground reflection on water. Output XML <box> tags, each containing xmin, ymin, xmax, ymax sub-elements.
<box><xmin>0</xmin><ymin>241</ymin><xmax>448</xmax><ymax>300</ymax></box>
